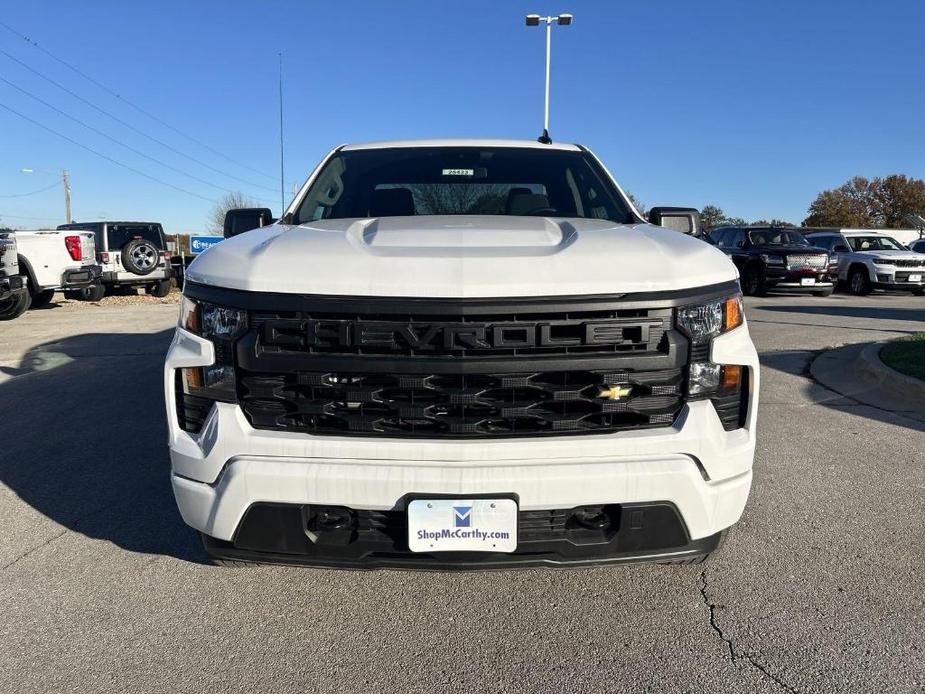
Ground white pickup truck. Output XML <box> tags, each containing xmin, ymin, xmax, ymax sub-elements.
<box><xmin>0</xmin><ymin>232</ymin><xmax>28</xmax><ymax>320</ymax></box>
<box><xmin>166</xmin><ymin>139</ymin><xmax>760</xmax><ymax>570</ymax></box>
<box><xmin>0</xmin><ymin>229</ymin><xmax>101</xmax><ymax>319</ymax></box>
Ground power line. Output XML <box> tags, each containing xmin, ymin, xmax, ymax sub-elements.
<box><xmin>0</xmin><ymin>46</ymin><xmax>278</xmax><ymax>194</ymax></box>
<box><xmin>0</xmin><ymin>20</ymin><xmax>278</xmax><ymax>183</ymax></box>
<box><xmin>0</xmin><ymin>101</ymin><xmax>218</xmax><ymax>203</ymax></box>
<box><xmin>0</xmin><ymin>73</ymin><xmax>274</xmax><ymax>204</ymax></box>
<box><xmin>0</xmin><ymin>181</ymin><xmax>60</xmax><ymax>198</ymax></box>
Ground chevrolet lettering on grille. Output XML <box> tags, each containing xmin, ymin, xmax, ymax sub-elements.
<box><xmin>268</xmin><ymin>319</ymin><xmax>651</xmax><ymax>352</ymax></box>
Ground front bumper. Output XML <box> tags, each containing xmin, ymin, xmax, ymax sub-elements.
<box><xmin>165</xmin><ymin>322</ymin><xmax>759</xmax><ymax>568</ymax></box>
<box><xmin>765</xmin><ymin>267</ymin><xmax>835</xmax><ymax>291</ymax></box>
<box><xmin>0</xmin><ymin>273</ymin><xmax>25</xmax><ymax>301</ymax></box>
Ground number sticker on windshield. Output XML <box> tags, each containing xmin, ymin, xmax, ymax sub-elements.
<box><xmin>442</xmin><ymin>168</ymin><xmax>474</xmax><ymax>177</ymax></box>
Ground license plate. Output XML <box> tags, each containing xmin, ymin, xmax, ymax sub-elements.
<box><xmin>407</xmin><ymin>498</ymin><xmax>518</xmax><ymax>553</ymax></box>
<box><xmin>909</xmin><ymin>274</ymin><xmax>922</xmax><ymax>282</ymax></box>
<box><xmin>801</xmin><ymin>278</ymin><xmax>816</xmax><ymax>286</ymax></box>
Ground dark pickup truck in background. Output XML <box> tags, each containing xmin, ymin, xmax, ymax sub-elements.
<box><xmin>707</xmin><ymin>226</ymin><xmax>836</xmax><ymax>297</ymax></box>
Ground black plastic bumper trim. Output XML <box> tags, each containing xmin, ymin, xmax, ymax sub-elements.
<box><xmin>200</xmin><ymin>500</ymin><xmax>719</xmax><ymax>570</ymax></box>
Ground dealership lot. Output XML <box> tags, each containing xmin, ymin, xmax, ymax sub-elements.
<box><xmin>0</xmin><ymin>294</ymin><xmax>923</xmax><ymax>693</ymax></box>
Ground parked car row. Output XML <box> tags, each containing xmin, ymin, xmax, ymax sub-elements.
<box><xmin>705</xmin><ymin>226</ymin><xmax>925</xmax><ymax>297</ymax></box>
<box><xmin>0</xmin><ymin>220</ymin><xmax>173</xmax><ymax>321</ymax></box>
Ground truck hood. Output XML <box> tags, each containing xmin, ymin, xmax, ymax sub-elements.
<box><xmin>186</xmin><ymin>216</ymin><xmax>739</xmax><ymax>298</ymax></box>
<box><xmin>853</xmin><ymin>249</ymin><xmax>925</xmax><ymax>262</ymax></box>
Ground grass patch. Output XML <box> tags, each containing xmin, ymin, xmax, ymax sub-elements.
<box><xmin>880</xmin><ymin>333</ymin><xmax>925</xmax><ymax>381</ymax></box>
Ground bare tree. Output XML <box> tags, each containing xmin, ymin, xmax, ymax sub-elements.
<box><xmin>208</xmin><ymin>191</ymin><xmax>259</xmax><ymax>233</ymax></box>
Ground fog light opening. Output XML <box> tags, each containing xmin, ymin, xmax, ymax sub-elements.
<box><xmin>570</xmin><ymin>505</ymin><xmax>611</xmax><ymax>530</ymax></box>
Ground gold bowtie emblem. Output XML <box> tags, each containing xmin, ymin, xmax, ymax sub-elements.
<box><xmin>598</xmin><ymin>385</ymin><xmax>632</xmax><ymax>400</ymax></box>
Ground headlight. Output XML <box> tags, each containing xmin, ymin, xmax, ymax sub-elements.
<box><xmin>176</xmin><ymin>296</ymin><xmax>246</xmax><ymax>417</ymax></box>
<box><xmin>179</xmin><ymin>296</ymin><xmax>246</xmax><ymax>339</ymax></box>
<box><xmin>872</xmin><ymin>257</ymin><xmax>894</xmax><ymax>265</ymax></box>
<box><xmin>676</xmin><ymin>295</ymin><xmax>743</xmax><ymax>344</ymax></box>
<box><xmin>760</xmin><ymin>254</ymin><xmax>785</xmax><ymax>266</ymax></box>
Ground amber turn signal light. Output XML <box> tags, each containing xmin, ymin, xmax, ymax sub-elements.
<box><xmin>724</xmin><ymin>296</ymin><xmax>743</xmax><ymax>332</ymax></box>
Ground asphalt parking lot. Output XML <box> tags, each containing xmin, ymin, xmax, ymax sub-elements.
<box><xmin>0</xmin><ymin>293</ymin><xmax>923</xmax><ymax>694</ymax></box>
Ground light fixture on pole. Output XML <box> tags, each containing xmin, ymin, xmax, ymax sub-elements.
<box><xmin>524</xmin><ymin>13</ymin><xmax>573</xmax><ymax>144</ymax></box>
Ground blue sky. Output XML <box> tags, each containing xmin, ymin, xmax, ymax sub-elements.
<box><xmin>1</xmin><ymin>0</ymin><xmax>923</xmax><ymax>233</ymax></box>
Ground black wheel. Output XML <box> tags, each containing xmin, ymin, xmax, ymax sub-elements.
<box><xmin>82</xmin><ymin>283</ymin><xmax>106</xmax><ymax>302</ymax></box>
<box><xmin>0</xmin><ymin>291</ymin><xmax>31</xmax><ymax>321</ymax></box>
<box><xmin>121</xmin><ymin>239</ymin><xmax>159</xmax><ymax>276</ymax></box>
<box><xmin>812</xmin><ymin>288</ymin><xmax>835</xmax><ymax>297</ymax></box>
<box><xmin>147</xmin><ymin>279</ymin><xmax>171</xmax><ymax>298</ymax></box>
<box><xmin>848</xmin><ymin>267</ymin><xmax>872</xmax><ymax>295</ymax></box>
<box><xmin>30</xmin><ymin>288</ymin><xmax>56</xmax><ymax>309</ymax></box>
<box><xmin>742</xmin><ymin>266</ymin><xmax>766</xmax><ymax>297</ymax></box>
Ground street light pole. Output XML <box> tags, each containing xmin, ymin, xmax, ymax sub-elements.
<box><xmin>525</xmin><ymin>13</ymin><xmax>572</xmax><ymax>143</ymax></box>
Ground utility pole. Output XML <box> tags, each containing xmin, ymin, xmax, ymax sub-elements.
<box><xmin>62</xmin><ymin>169</ymin><xmax>72</xmax><ymax>223</ymax></box>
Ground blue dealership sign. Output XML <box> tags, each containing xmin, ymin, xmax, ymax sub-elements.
<box><xmin>189</xmin><ymin>235</ymin><xmax>223</xmax><ymax>254</ymax></box>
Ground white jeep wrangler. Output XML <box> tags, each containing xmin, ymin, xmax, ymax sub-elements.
<box><xmin>57</xmin><ymin>221</ymin><xmax>173</xmax><ymax>297</ymax></box>
<box><xmin>0</xmin><ymin>229</ymin><xmax>100</xmax><ymax>319</ymax></box>
<box><xmin>166</xmin><ymin>139</ymin><xmax>759</xmax><ymax>569</ymax></box>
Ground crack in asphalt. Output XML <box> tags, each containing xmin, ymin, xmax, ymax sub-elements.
<box><xmin>0</xmin><ymin>527</ymin><xmax>68</xmax><ymax>572</ymax></box>
<box><xmin>700</xmin><ymin>571</ymin><xmax>801</xmax><ymax>694</ymax></box>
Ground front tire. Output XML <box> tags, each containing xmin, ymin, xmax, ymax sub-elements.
<box><xmin>742</xmin><ymin>266</ymin><xmax>766</xmax><ymax>297</ymax></box>
<box><xmin>30</xmin><ymin>288</ymin><xmax>56</xmax><ymax>309</ymax></box>
<box><xmin>849</xmin><ymin>267</ymin><xmax>872</xmax><ymax>295</ymax></box>
<box><xmin>0</xmin><ymin>291</ymin><xmax>31</xmax><ymax>321</ymax></box>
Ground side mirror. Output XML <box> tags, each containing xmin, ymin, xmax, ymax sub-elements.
<box><xmin>223</xmin><ymin>208</ymin><xmax>275</xmax><ymax>239</ymax></box>
<box><xmin>647</xmin><ymin>206</ymin><xmax>702</xmax><ymax>236</ymax></box>
<box><xmin>833</xmin><ymin>244</ymin><xmax>850</xmax><ymax>252</ymax></box>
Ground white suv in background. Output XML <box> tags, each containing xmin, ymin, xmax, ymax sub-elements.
<box><xmin>805</xmin><ymin>230</ymin><xmax>925</xmax><ymax>295</ymax></box>
<box><xmin>165</xmin><ymin>139</ymin><xmax>760</xmax><ymax>570</ymax></box>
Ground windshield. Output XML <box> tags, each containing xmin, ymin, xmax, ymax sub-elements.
<box><xmin>747</xmin><ymin>230</ymin><xmax>808</xmax><ymax>246</ymax></box>
<box><xmin>292</xmin><ymin>147</ymin><xmax>636</xmax><ymax>224</ymax></box>
<box><xmin>846</xmin><ymin>235</ymin><xmax>905</xmax><ymax>252</ymax></box>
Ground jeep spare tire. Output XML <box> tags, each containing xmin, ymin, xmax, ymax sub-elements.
<box><xmin>122</xmin><ymin>239</ymin><xmax>159</xmax><ymax>276</ymax></box>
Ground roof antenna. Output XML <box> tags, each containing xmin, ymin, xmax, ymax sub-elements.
<box><xmin>525</xmin><ymin>13</ymin><xmax>572</xmax><ymax>145</ymax></box>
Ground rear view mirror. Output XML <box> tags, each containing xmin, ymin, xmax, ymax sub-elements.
<box><xmin>647</xmin><ymin>207</ymin><xmax>702</xmax><ymax>236</ymax></box>
<box><xmin>223</xmin><ymin>208</ymin><xmax>275</xmax><ymax>239</ymax></box>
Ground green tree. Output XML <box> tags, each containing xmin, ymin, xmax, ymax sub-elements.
<box><xmin>751</xmin><ymin>219</ymin><xmax>796</xmax><ymax>227</ymax></box>
<box><xmin>803</xmin><ymin>175</ymin><xmax>925</xmax><ymax>228</ymax></box>
<box><xmin>700</xmin><ymin>204</ymin><xmax>746</xmax><ymax>229</ymax></box>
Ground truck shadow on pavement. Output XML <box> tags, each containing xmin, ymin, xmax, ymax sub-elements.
<box><xmin>0</xmin><ymin>329</ymin><xmax>207</xmax><ymax>564</ymax></box>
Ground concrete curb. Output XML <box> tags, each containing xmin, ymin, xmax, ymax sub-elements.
<box><xmin>810</xmin><ymin>341</ymin><xmax>925</xmax><ymax>423</ymax></box>
<box><xmin>857</xmin><ymin>342</ymin><xmax>925</xmax><ymax>401</ymax></box>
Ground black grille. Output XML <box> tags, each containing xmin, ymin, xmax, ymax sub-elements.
<box><xmin>238</xmin><ymin>368</ymin><xmax>684</xmax><ymax>438</ymax></box>
<box><xmin>253</xmin><ymin>307</ymin><xmax>672</xmax><ymax>358</ymax></box>
<box><xmin>887</xmin><ymin>259</ymin><xmax>925</xmax><ymax>269</ymax></box>
<box><xmin>895</xmin><ymin>271</ymin><xmax>925</xmax><ymax>283</ymax></box>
